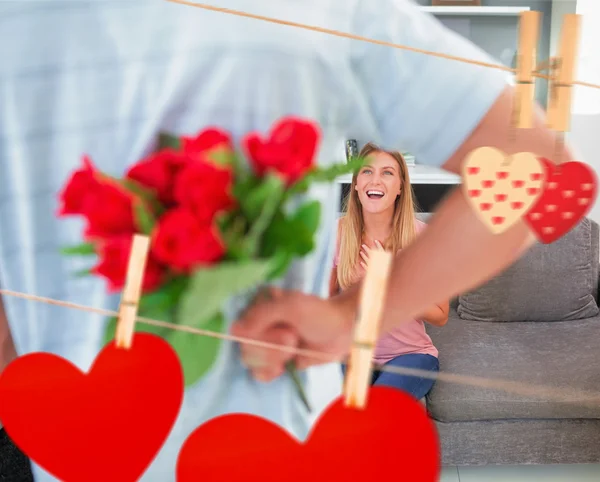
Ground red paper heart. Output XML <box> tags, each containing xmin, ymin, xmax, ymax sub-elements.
<box><xmin>176</xmin><ymin>387</ymin><xmax>440</xmax><ymax>482</ymax></box>
<box><xmin>525</xmin><ymin>158</ymin><xmax>598</xmax><ymax>244</ymax></box>
<box><xmin>0</xmin><ymin>333</ymin><xmax>184</xmax><ymax>482</ymax></box>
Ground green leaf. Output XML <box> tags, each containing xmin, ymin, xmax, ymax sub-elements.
<box><xmin>315</xmin><ymin>156</ymin><xmax>367</xmax><ymax>181</ymax></box>
<box><xmin>240</xmin><ymin>174</ymin><xmax>285</xmax><ymax>222</ymax></box>
<box><xmin>60</xmin><ymin>243</ymin><xmax>96</xmax><ymax>256</ymax></box>
<box><xmin>140</xmin><ymin>277</ymin><xmax>188</xmax><ymax>312</ymax></box>
<box><xmin>243</xmin><ymin>175</ymin><xmax>285</xmax><ymax>257</ymax></box>
<box><xmin>285</xmin><ymin>220</ymin><xmax>314</xmax><ymax>256</ymax></box>
<box><xmin>218</xmin><ymin>213</ymin><xmax>249</xmax><ymax>260</ymax></box>
<box><xmin>177</xmin><ymin>259</ymin><xmax>274</xmax><ymax>330</ymax></box>
<box><xmin>232</xmin><ymin>175</ymin><xmax>260</xmax><ymax>202</ymax></box>
<box><xmin>103</xmin><ymin>317</ymin><xmax>119</xmax><ymax>346</ymax></box>
<box><xmin>118</xmin><ymin>178</ymin><xmax>165</xmax><ymax>217</ymax></box>
<box><xmin>120</xmin><ymin>178</ymin><xmax>157</xmax><ymax>201</ymax></box>
<box><xmin>260</xmin><ymin>201</ymin><xmax>320</xmax><ymax>260</ymax></box>
<box><xmin>72</xmin><ymin>268</ymin><xmax>92</xmax><ymax>278</ymax></box>
<box><xmin>230</xmin><ymin>151</ymin><xmax>246</xmax><ymax>178</ymax></box>
<box><xmin>168</xmin><ymin>311</ymin><xmax>225</xmax><ymax>386</ymax></box>
<box><xmin>262</xmin><ymin>213</ymin><xmax>314</xmax><ymax>258</ymax></box>
<box><xmin>133</xmin><ymin>200</ymin><xmax>156</xmax><ymax>235</ymax></box>
<box><xmin>287</xmin><ymin>157</ymin><xmax>367</xmax><ymax>197</ymax></box>
<box><xmin>293</xmin><ymin>200</ymin><xmax>321</xmax><ymax>235</ymax></box>
<box><xmin>266</xmin><ymin>249</ymin><xmax>294</xmax><ymax>281</ymax></box>
<box><xmin>102</xmin><ymin>277</ymin><xmax>188</xmax><ymax>346</ymax></box>
<box><xmin>158</xmin><ymin>132</ymin><xmax>182</xmax><ymax>151</ymax></box>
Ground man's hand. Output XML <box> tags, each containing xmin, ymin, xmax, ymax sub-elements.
<box><xmin>231</xmin><ymin>287</ymin><xmax>357</xmax><ymax>381</ymax></box>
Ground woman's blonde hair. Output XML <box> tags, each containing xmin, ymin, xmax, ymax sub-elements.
<box><xmin>337</xmin><ymin>142</ymin><xmax>419</xmax><ymax>290</ymax></box>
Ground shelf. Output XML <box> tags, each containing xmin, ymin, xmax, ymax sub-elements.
<box><xmin>420</xmin><ymin>6</ymin><xmax>530</xmax><ymax>16</ymax></box>
<box><xmin>336</xmin><ymin>165</ymin><xmax>461</xmax><ymax>185</ymax></box>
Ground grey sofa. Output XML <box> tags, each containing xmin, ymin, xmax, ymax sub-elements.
<box><xmin>425</xmin><ymin>218</ymin><xmax>600</xmax><ymax>466</ymax></box>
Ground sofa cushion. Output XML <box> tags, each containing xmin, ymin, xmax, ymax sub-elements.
<box><xmin>458</xmin><ymin>219</ymin><xmax>599</xmax><ymax>322</ymax></box>
<box><xmin>425</xmin><ymin>310</ymin><xmax>600</xmax><ymax>422</ymax></box>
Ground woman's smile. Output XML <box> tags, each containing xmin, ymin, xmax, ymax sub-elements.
<box><xmin>366</xmin><ymin>189</ymin><xmax>385</xmax><ymax>200</ymax></box>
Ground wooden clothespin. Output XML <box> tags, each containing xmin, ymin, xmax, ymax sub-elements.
<box><xmin>514</xmin><ymin>10</ymin><xmax>541</xmax><ymax>129</ymax></box>
<box><xmin>546</xmin><ymin>14</ymin><xmax>581</xmax><ymax>133</ymax></box>
<box><xmin>115</xmin><ymin>234</ymin><xmax>151</xmax><ymax>349</ymax></box>
<box><xmin>343</xmin><ymin>250</ymin><xmax>393</xmax><ymax>409</ymax></box>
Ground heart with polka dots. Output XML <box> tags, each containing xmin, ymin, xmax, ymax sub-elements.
<box><xmin>524</xmin><ymin>158</ymin><xmax>597</xmax><ymax>244</ymax></box>
<box><xmin>462</xmin><ymin>147</ymin><xmax>545</xmax><ymax>234</ymax></box>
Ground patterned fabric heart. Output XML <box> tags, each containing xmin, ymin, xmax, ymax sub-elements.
<box><xmin>525</xmin><ymin>158</ymin><xmax>598</xmax><ymax>244</ymax></box>
<box><xmin>462</xmin><ymin>147</ymin><xmax>545</xmax><ymax>234</ymax></box>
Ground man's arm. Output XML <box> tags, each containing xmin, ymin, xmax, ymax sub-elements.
<box><xmin>236</xmin><ymin>83</ymin><xmax>562</xmax><ymax>374</ymax></box>
<box><xmin>232</xmin><ymin>2</ymin><xmax>574</xmax><ymax>376</ymax></box>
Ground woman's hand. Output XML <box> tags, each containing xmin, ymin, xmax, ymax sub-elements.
<box><xmin>417</xmin><ymin>301</ymin><xmax>450</xmax><ymax>327</ymax></box>
<box><xmin>359</xmin><ymin>240</ymin><xmax>385</xmax><ymax>271</ymax></box>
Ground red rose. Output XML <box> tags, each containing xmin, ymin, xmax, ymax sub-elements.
<box><xmin>174</xmin><ymin>160</ymin><xmax>236</xmax><ymax>224</ymax></box>
<box><xmin>83</xmin><ymin>181</ymin><xmax>138</xmax><ymax>239</ymax></box>
<box><xmin>92</xmin><ymin>235</ymin><xmax>165</xmax><ymax>293</ymax></box>
<box><xmin>126</xmin><ymin>149</ymin><xmax>189</xmax><ymax>205</ymax></box>
<box><xmin>57</xmin><ymin>156</ymin><xmax>101</xmax><ymax>216</ymax></box>
<box><xmin>182</xmin><ymin>128</ymin><xmax>233</xmax><ymax>158</ymax></box>
<box><xmin>242</xmin><ymin>117</ymin><xmax>320</xmax><ymax>185</ymax></box>
<box><xmin>58</xmin><ymin>155</ymin><xmax>138</xmax><ymax>238</ymax></box>
<box><xmin>152</xmin><ymin>208</ymin><xmax>225</xmax><ymax>272</ymax></box>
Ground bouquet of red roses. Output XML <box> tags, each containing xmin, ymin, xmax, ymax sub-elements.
<box><xmin>57</xmin><ymin>116</ymin><xmax>363</xmax><ymax>393</ymax></box>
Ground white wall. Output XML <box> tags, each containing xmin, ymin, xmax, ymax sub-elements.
<box><xmin>550</xmin><ymin>1</ymin><xmax>600</xmax><ymax>222</ymax></box>
<box><xmin>569</xmin><ymin>0</ymin><xmax>600</xmax><ymax>223</ymax></box>
<box><xmin>549</xmin><ymin>0</ymin><xmax>577</xmax><ymax>59</ymax></box>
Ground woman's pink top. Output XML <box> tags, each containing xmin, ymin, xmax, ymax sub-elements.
<box><xmin>333</xmin><ymin>218</ymin><xmax>439</xmax><ymax>365</ymax></box>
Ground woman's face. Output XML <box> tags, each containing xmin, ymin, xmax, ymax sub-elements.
<box><xmin>355</xmin><ymin>151</ymin><xmax>402</xmax><ymax>214</ymax></box>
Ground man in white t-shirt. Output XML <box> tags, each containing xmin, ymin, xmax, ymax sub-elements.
<box><xmin>0</xmin><ymin>1</ymin><xmax>571</xmax><ymax>480</ymax></box>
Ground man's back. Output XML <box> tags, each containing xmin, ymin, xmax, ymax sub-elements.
<box><xmin>0</xmin><ymin>1</ymin><xmax>507</xmax><ymax>479</ymax></box>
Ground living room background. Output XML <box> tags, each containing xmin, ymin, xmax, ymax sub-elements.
<box><xmin>339</xmin><ymin>0</ymin><xmax>600</xmax><ymax>230</ymax></box>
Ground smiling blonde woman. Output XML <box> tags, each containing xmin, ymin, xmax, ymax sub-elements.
<box><xmin>330</xmin><ymin>142</ymin><xmax>449</xmax><ymax>400</ymax></box>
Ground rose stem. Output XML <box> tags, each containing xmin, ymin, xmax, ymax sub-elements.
<box><xmin>286</xmin><ymin>360</ymin><xmax>312</xmax><ymax>413</ymax></box>
<box><xmin>255</xmin><ymin>288</ymin><xmax>312</xmax><ymax>413</ymax></box>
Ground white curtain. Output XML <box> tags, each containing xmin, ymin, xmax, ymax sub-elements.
<box><xmin>573</xmin><ymin>0</ymin><xmax>600</xmax><ymax>115</ymax></box>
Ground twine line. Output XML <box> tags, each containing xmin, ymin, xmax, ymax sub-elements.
<box><xmin>2</xmin><ymin>288</ymin><xmax>600</xmax><ymax>410</ymax></box>
<box><xmin>2</xmin><ymin>0</ymin><xmax>599</xmax><ymax>410</ymax></box>
<box><xmin>166</xmin><ymin>0</ymin><xmax>599</xmax><ymax>90</ymax></box>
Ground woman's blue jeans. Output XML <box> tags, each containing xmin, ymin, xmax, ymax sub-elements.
<box><xmin>342</xmin><ymin>353</ymin><xmax>439</xmax><ymax>400</ymax></box>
